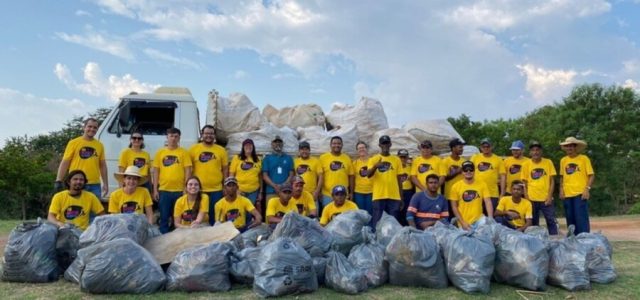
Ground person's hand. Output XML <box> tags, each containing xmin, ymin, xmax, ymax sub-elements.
<box><xmin>559</xmin><ymin>190</ymin><xmax>565</xmax><ymax>200</ymax></box>
<box><xmin>374</xmin><ymin>157</ymin><xmax>384</xmax><ymax>169</ymax></box>
<box><xmin>274</xmin><ymin>184</ymin><xmax>281</xmax><ymax>194</ymax></box>
<box><xmin>255</xmin><ymin>200</ymin><xmax>263</xmax><ymax>214</ymax></box>
<box><xmin>544</xmin><ymin>196</ymin><xmax>553</xmax><ymax>206</ymax></box>
<box><xmin>190</xmin><ymin>220</ymin><xmax>201</xmax><ymax>228</ymax></box>
<box><xmin>313</xmin><ymin>190</ymin><xmax>320</xmax><ymax>200</ymax></box>
<box><xmin>507</xmin><ymin>211</ymin><xmax>520</xmax><ymax>219</ymax></box>
<box><xmin>582</xmin><ymin>189</ymin><xmax>590</xmax><ymax>200</ymax></box>
<box><xmin>101</xmin><ymin>185</ymin><xmax>109</xmax><ymax>199</ymax></box>
<box><xmin>54</xmin><ymin>181</ymin><xmax>64</xmax><ymax>192</ymax></box>
<box><xmin>153</xmin><ymin>190</ymin><xmax>160</xmax><ymax>202</ymax></box>
<box><xmin>461</xmin><ymin>222</ymin><xmax>471</xmax><ymax>231</ymax></box>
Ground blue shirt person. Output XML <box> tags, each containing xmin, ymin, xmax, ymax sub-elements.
<box><xmin>407</xmin><ymin>174</ymin><xmax>449</xmax><ymax>230</ymax></box>
<box><xmin>262</xmin><ymin>135</ymin><xmax>294</xmax><ymax>202</ymax></box>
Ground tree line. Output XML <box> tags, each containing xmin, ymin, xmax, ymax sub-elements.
<box><xmin>0</xmin><ymin>84</ymin><xmax>638</xmax><ymax>219</ymax></box>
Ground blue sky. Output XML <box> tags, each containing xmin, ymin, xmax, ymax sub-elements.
<box><xmin>1</xmin><ymin>0</ymin><xmax>639</xmax><ymax>145</ymax></box>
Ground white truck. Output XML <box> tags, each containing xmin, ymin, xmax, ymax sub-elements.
<box><xmin>96</xmin><ymin>87</ymin><xmax>201</xmax><ymax>195</ymax></box>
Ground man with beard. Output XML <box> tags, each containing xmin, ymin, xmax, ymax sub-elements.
<box><xmin>449</xmin><ymin>161</ymin><xmax>493</xmax><ymax>231</ymax></box>
<box><xmin>262</xmin><ymin>135</ymin><xmax>294</xmax><ymax>203</ymax></box>
<box><xmin>214</xmin><ymin>177</ymin><xmax>262</xmax><ymax>231</ymax></box>
<box><xmin>189</xmin><ymin>125</ymin><xmax>229</xmax><ymax>225</ymax></box>
<box><xmin>503</xmin><ymin>140</ymin><xmax>529</xmax><ymax>195</ymax></box>
<box><xmin>48</xmin><ymin>170</ymin><xmax>105</xmax><ymax>230</ymax></box>
<box><xmin>367</xmin><ymin>135</ymin><xmax>403</xmax><ymax>226</ymax></box>
<box><xmin>108</xmin><ymin>166</ymin><xmax>154</xmax><ymax>224</ymax></box>
<box><xmin>521</xmin><ymin>141</ymin><xmax>558</xmax><ymax>235</ymax></box>
<box><xmin>559</xmin><ymin>137</ymin><xmax>595</xmax><ymax>235</ymax></box>
<box><xmin>407</xmin><ymin>174</ymin><xmax>449</xmax><ymax>230</ymax></box>
<box><xmin>266</xmin><ymin>183</ymin><xmax>298</xmax><ymax>228</ymax></box>
<box><xmin>319</xmin><ymin>136</ymin><xmax>354</xmax><ymax>210</ymax></box>
<box><xmin>294</xmin><ymin>141</ymin><xmax>323</xmax><ymax>201</ymax></box>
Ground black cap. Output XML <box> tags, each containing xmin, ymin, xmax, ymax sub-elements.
<box><xmin>449</xmin><ymin>138</ymin><xmax>465</xmax><ymax>148</ymax></box>
<box><xmin>461</xmin><ymin>161</ymin><xmax>475</xmax><ymax>171</ymax></box>
<box><xmin>299</xmin><ymin>141</ymin><xmax>310</xmax><ymax>149</ymax></box>
<box><xmin>379</xmin><ymin>135</ymin><xmax>391</xmax><ymax>144</ymax></box>
<box><xmin>397</xmin><ymin>149</ymin><xmax>409</xmax><ymax>157</ymax></box>
<box><xmin>272</xmin><ymin>135</ymin><xmax>283</xmax><ymax>143</ymax></box>
<box><xmin>420</xmin><ymin>140</ymin><xmax>433</xmax><ymax>148</ymax></box>
<box><xmin>332</xmin><ymin>185</ymin><xmax>347</xmax><ymax>195</ymax></box>
<box><xmin>280</xmin><ymin>183</ymin><xmax>293</xmax><ymax>192</ymax></box>
<box><xmin>529</xmin><ymin>141</ymin><xmax>543</xmax><ymax>149</ymax></box>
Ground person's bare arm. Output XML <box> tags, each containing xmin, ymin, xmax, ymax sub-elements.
<box><xmin>152</xmin><ymin>167</ymin><xmax>160</xmax><ymax>201</ymax></box>
<box><xmin>411</xmin><ymin>175</ymin><xmax>425</xmax><ymax>191</ymax></box>
<box><xmin>47</xmin><ymin>213</ymin><xmax>64</xmax><ymax>227</ymax></box>
<box><xmin>248</xmin><ymin>209</ymin><xmax>263</xmax><ymax>228</ymax></box>
<box><xmin>262</xmin><ymin>172</ymin><xmax>280</xmax><ymax>193</ymax></box>
<box><xmin>314</xmin><ymin>173</ymin><xmax>324</xmax><ymax>200</ymax></box>
<box><xmin>56</xmin><ymin>159</ymin><xmax>71</xmax><ymax>182</ymax></box>
<box><xmin>546</xmin><ymin>176</ymin><xmax>555</xmax><ymax>205</ymax></box>
<box><xmin>582</xmin><ymin>174</ymin><xmax>595</xmax><ymax>200</ymax></box>
<box><xmin>519</xmin><ymin>218</ymin><xmax>532</xmax><ymax>232</ymax></box>
<box><xmin>191</xmin><ymin>212</ymin><xmax>206</xmax><ymax>228</ymax></box>
<box><xmin>499</xmin><ymin>174</ymin><xmax>506</xmax><ymax>197</ymax></box>
<box><xmin>144</xmin><ymin>205</ymin><xmax>154</xmax><ymax>224</ymax></box>
<box><xmin>558</xmin><ymin>176</ymin><xmax>565</xmax><ymax>199</ymax></box>
<box><xmin>450</xmin><ymin>201</ymin><xmax>469</xmax><ymax>230</ymax></box>
<box><xmin>100</xmin><ymin>159</ymin><xmax>109</xmax><ymax>198</ymax></box>
<box><xmin>483</xmin><ymin>197</ymin><xmax>494</xmax><ymax>218</ymax></box>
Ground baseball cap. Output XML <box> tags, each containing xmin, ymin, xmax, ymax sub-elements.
<box><xmin>224</xmin><ymin>177</ymin><xmax>238</xmax><ymax>185</ymax></box>
<box><xmin>420</xmin><ymin>140</ymin><xmax>433</xmax><ymax>148</ymax></box>
<box><xmin>461</xmin><ymin>161</ymin><xmax>475</xmax><ymax>171</ymax></box>
<box><xmin>449</xmin><ymin>138</ymin><xmax>465</xmax><ymax>148</ymax></box>
<box><xmin>280</xmin><ymin>183</ymin><xmax>293</xmax><ymax>192</ymax></box>
<box><xmin>272</xmin><ymin>135</ymin><xmax>283</xmax><ymax>143</ymax></box>
<box><xmin>242</xmin><ymin>138</ymin><xmax>254</xmax><ymax>146</ymax></box>
<box><xmin>299</xmin><ymin>141</ymin><xmax>310</xmax><ymax>149</ymax></box>
<box><xmin>509</xmin><ymin>140</ymin><xmax>525</xmax><ymax>150</ymax></box>
<box><xmin>292</xmin><ymin>175</ymin><xmax>305</xmax><ymax>184</ymax></box>
<box><xmin>529</xmin><ymin>141</ymin><xmax>543</xmax><ymax>149</ymax></box>
<box><xmin>332</xmin><ymin>185</ymin><xmax>347</xmax><ymax>195</ymax></box>
<box><xmin>379</xmin><ymin>135</ymin><xmax>391</xmax><ymax>144</ymax></box>
<box><xmin>397</xmin><ymin>149</ymin><xmax>409</xmax><ymax>157</ymax></box>
<box><xmin>480</xmin><ymin>138</ymin><xmax>491</xmax><ymax>146</ymax></box>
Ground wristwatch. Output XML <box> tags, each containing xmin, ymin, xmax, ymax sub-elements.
<box><xmin>586</xmin><ymin>186</ymin><xmax>591</xmax><ymax>190</ymax></box>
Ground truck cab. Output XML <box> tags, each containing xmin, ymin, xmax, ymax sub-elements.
<box><xmin>96</xmin><ymin>87</ymin><xmax>200</xmax><ymax>197</ymax></box>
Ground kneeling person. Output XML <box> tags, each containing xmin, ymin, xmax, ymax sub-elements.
<box><xmin>495</xmin><ymin>180</ymin><xmax>532</xmax><ymax>232</ymax></box>
<box><xmin>48</xmin><ymin>170</ymin><xmax>105</xmax><ymax>231</ymax></box>
<box><xmin>215</xmin><ymin>177</ymin><xmax>262</xmax><ymax>230</ymax></box>
<box><xmin>108</xmin><ymin>166</ymin><xmax>154</xmax><ymax>224</ymax></box>
<box><xmin>291</xmin><ymin>176</ymin><xmax>318</xmax><ymax>218</ymax></box>
<box><xmin>266</xmin><ymin>183</ymin><xmax>298</xmax><ymax>228</ymax></box>
<box><xmin>450</xmin><ymin>161</ymin><xmax>493</xmax><ymax>231</ymax></box>
<box><xmin>407</xmin><ymin>174</ymin><xmax>449</xmax><ymax>230</ymax></box>
<box><xmin>320</xmin><ymin>185</ymin><xmax>358</xmax><ymax>226</ymax></box>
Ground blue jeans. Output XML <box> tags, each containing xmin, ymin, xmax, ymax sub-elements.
<box><xmin>372</xmin><ymin>199</ymin><xmax>401</xmax><ymax>229</ymax></box>
<box><xmin>563</xmin><ymin>195</ymin><xmax>590</xmax><ymax>235</ymax></box>
<box><xmin>159</xmin><ymin>191</ymin><xmax>183</xmax><ymax>234</ymax></box>
<box><xmin>354</xmin><ymin>193</ymin><xmax>373</xmax><ymax>226</ymax></box>
<box><xmin>243</xmin><ymin>189</ymin><xmax>260</xmax><ymax>226</ymax></box>
<box><xmin>532</xmin><ymin>201</ymin><xmax>558</xmax><ymax>235</ymax></box>
<box><xmin>483</xmin><ymin>197</ymin><xmax>499</xmax><ymax>216</ymax></box>
<box><xmin>495</xmin><ymin>216</ymin><xmax>517</xmax><ymax>229</ymax></box>
<box><xmin>400</xmin><ymin>189</ymin><xmax>415</xmax><ymax>226</ymax></box>
<box><xmin>85</xmin><ymin>183</ymin><xmax>102</xmax><ymax>222</ymax></box>
<box><xmin>206</xmin><ymin>191</ymin><xmax>224</xmax><ymax>226</ymax></box>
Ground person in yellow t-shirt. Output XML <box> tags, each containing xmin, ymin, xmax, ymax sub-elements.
<box><xmin>153</xmin><ymin>127</ymin><xmax>193</xmax><ymax>233</ymax></box>
<box><xmin>450</xmin><ymin>161</ymin><xmax>494</xmax><ymax>231</ymax></box>
<box><xmin>174</xmin><ymin>176</ymin><xmax>209</xmax><ymax>228</ymax></box>
<box><xmin>266</xmin><ymin>183</ymin><xmax>298</xmax><ymax>228</ymax></box>
<box><xmin>48</xmin><ymin>170</ymin><xmax>105</xmax><ymax>231</ymax></box>
<box><xmin>397</xmin><ymin>149</ymin><xmax>414</xmax><ymax>226</ymax></box>
<box><xmin>291</xmin><ymin>176</ymin><xmax>318</xmax><ymax>218</ymax></box>
<box><xmin>471</xmin><ymin>138</ymin><xmax>506</xmax><ymax>211</ymax></box>
<box><xmin>189</xmin><ymin>125</ymin><xmax>229</xmax><ymax>225</ymax></box>
<box><xmin>108</xmin><ymin>166</ymin><xmax>154</xmax><ymax>224</ymax></box>
<box><xmin>320</xmin><ymin>185</ymin><xmax>358</xmax><ymax>226</ymax></box>
<box><xmin>559</xmin><ymin>137</ymin><xmax>595</xmax><ymax>235</ymax></box>
<box><xmin>411</xmin><ymin>140</ymin><xmax>443</xmax><ymax>193</ymax></box>
<box><xmin>367</xmin><ymin>135</ymin><xmax>402</xmax><ymax>227</ymax></box>
<box><xmin>504</xmin><ymin>140</ymin><xmax>530</xmax><ymax>195</ymax></box>
<box><xmin>55</xmin><ymin>118</ymin><xmax>108</xmax><ymax>202</ymax></box>
<box><xmin>229</xmin><ymin>139</ymin><xmax>263</xmax><ymax>210</ymax></box>
<box><xmin>521</xmin><ymin>141</ymin><xmax>558</xmax><ymax>235</ymax></box>
<box><xmin>117</xmin><ymin>131</ymin><xmax>151</xmax><ymax>190</ymax></box>
<box><xmin>495</xmin><ymin>180</ymin><xmax>532</xmax><ymax>231</ymax></box>
<box><xmin>441</xmin><ymin>138</ymin><xmax>466</xmax><ymax>207</ymax></box>
<box><xmin>352</xmin><ymin>141</ymin><xmax>373</xmax><ymax>218</ymax></box>
<box><xmin>215</xmin><ymin>177</ymin><xmax>262</xmax><ymax>231</ymax></box>
<box><xmin>319</xmin><ymin>136</ymin><xmax>354</xmax><ymax>208</ymax></box>
<box><xmin>294</xmin><ymin>141</ymin><xmax>323</xmax><ymax>201</ymax></box>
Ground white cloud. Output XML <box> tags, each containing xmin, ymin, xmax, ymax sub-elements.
<box><xmin>0</xmin><ymin>88</ymin><xmax>93</xmax><ymax>145</ymax></box>
<box><xmin>623</xmin><ymin>60</ymin><xmax>640</xmax><ymax>74</ymax></box>
<box><xmin>76</xmin><ymin>10</ymin><xmax>91</xmax><ymax>17</ymax></box>
<box><xmin>56</xmin><ymin>30</ymin><xmax>134</xmax><ymax>60</ymax></box>
<box><xmin>622</xmin><ymin>79</ymin><xmax>639</xmax><ymax>91</ymax></box>
<box><xmin>54</xmin><ymin>62</ymin><xmax>160</xmax><ymax>102</ymax></box>
<box><xmin>516</xmin><ymin>63</ymin><xmax>577</xmax><ymax>103</ymax></box>
<box><xmin>143</xmin><ymin>48</ymin><xmax>201</xmax><ymax>69</ymax></box>
<box><xmin>233</xmin><ymin>70</ymin><xmax>248</xmax><ymax>79</ymax></box>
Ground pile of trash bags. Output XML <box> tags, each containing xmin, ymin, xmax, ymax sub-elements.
<box><xmin>325</xmin><ymin>210</ymin><xmax>371</xmax><ymax>255</ymax></box>
<box><xmin>1</xmin><ymin>219</ymin><xmax>59</xmax><ymax>282</ymax></box>
<box><xmin>79</xmin><ymin>214</ymin><xmax>149</xmax><ymax>248</ymax></box>
<box><xmin>166</xmin><ymin>242</ymin><xmax>232</xmax><ymax>292</ymax></box>
<box><xmin>348</xmin><ymin>227</ymin><xmax>388</xmax><ymax>287</ymax></box>
<box><xmin>325</xmin><ymin>251</ymin><xmax>368</xmax><ymax>294</ymax></box>
<box><xmin>269</xmin><ymin>212</ymin><xmax>333</xmax><ymax>257</ymax></box>
<box><xmin>386</xmin><ymin>227</ymin><xmax>447</xmax><ymax>288</ymax></box>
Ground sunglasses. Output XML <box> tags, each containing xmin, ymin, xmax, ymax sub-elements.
<box><xmin>131</xmin><ymin>136</ymin><xmax>143</xmax><ymax>140</ymax></box>
<box><xmin>462</xmin><ymin>169</ymin><xmax>474</xmax><ymax>173</ymax></box>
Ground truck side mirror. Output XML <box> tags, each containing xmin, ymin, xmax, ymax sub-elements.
<box><xmin>116</xmin><ymin>101</ymin><xmax>132</xmax><ymax>138</ymax></box>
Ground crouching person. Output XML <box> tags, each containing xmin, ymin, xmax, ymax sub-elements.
<box><xmin>173</xmin><ymin>176</ymin><xmax>209</xmax><ymax>229</ymax></box>
<box><xmin>449</xmin><ymin>161</ymin><xmax>493</xmax><ymax>231</ymax></box>
<box><xmin>319</xmin><ymin>185</ymin><xmax>358</xmax><ymax>226</ymax></box>
<box><xmin>48</xmin><ymin>170</ymin><xmax>105</xmax><ymax>230</ymax></box>
<box><xmin>266</xmin><ymin>183</ymin><xmax>298</xmax><ymax>229</ymax></box>
<box><xmin>407</xmin><ymin>174</ymin><xmax>449</xmax><ymax>230</ymax></box>
<box><xmin>214</xmin><ymin>177</ymin><xmax>262</xmax><ymax>231</ymax></box>
<box><xmin>108</xmin><ymin>166</ymin><xmax>154</xmax><ymax>224</ymax></box>
<box><xmin>494</xmin><ymin>180</ymin><xmax>532</xmax><ymax>232</ymax></box>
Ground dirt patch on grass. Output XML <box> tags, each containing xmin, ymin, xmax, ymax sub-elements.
<box><xmin>589</xmin><ymin>218</ymin><xmax>640</xmax><ymax>242</ymax></box>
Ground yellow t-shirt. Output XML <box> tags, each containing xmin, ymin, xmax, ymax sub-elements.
<box><xmin>497</xmin><ymin>196</ymin><xmax>533</xmax><ymax>227</ymax></box>
<box><xmin>62</xmin><ymin>137</ymin><xmax>105</xmax><ymax>184</ymax></box>
<box><xmin>367</xmin><ymin>154</ymin><xmax>402</xmax><ymax>201</ymax></box>
<box><xmin>560</xmin><ymin>154</ymin><xmax>595</xmax><ymax>197</ymax></box>
<box><xmin>108</xmin><ymin>187</ymin><xmax>152</xmax><ymax>214</ymax></box>
<box><xmin>49</xmin><ymin>191</ymin><xmax>104</xmax><ymax>230</ymax></box>
<box><xmin>173</xmin><ymin>194</ymin><xmax>210</xmax><ymax>226</ymax></box>
<box><xmin>471</xmin><ymin>153</ymin><xmax>506</xmax><ymax>197</ymax></box>
<box><xmin>294</xmin><ymin>157</ymin><xmax>323</xmax><ymax>194</ymax></box>
<box><xmin>319</xmin><ymin>152</ymin><xmax>354</xmax><ymax>197</ymax></box>
<box><xmin>450</xmin><ymin>179</ymin><xmax>491</xmax><ymax>226</ymax></box>
<box><xmin>319</xmin><ymin>200</ymin><xmax>358</xmax><ymax>226</ymax></box>
<box><xmin>189</xmin><ymin>143</ymin><xmax>228</xmax><ymax>192</ymax></box>
<box><xmin>503</xmin><ymin>156</ymin><xmax>530</xmax><ymax>194</ymax></box>
<box><xmin>293</xmin><ymin>191</ymin><xmax>317</xmax><ymax>217</ymax></box>
<box><xmin>118</xmin><ymin>148</ymin><xmax>151</xmax><ymax>177</ymax></box>
<box><xmin>266</xmin><ymin>198</ymin><xmax>298</xmax><ymax>224</ymax></box>
<box><xmin>399</xmin><ymin>163</ymin><xmax>413</xmax><ymax>190</ymax></box>
<box><xmin>353</xmin><ymin>158</ymin><xmax>372</xmax><ymax>194</ymax></box>
<box><xmin>521</xmin><ymin>158</ymin><xmax>557</xmax><ymax>202</ymax></box>
<box><xmin>153</xmin><ymin>147</ymin><xmax>192</xmax><ymax>192</ymax></box>
<box><xmin>441</xmin><ymin>156</ymin><xmax>464</xmax><ymax>201</ymax></box>
<box><xmin>229</xmin><ymin>156</ymin><xmax>262</xmax><ymax>193</ymax></box>
<box><xmin>214</xmin><ymin>195</ymin><xmax>255</xmax><ymax>229</ymax></box>
<box><xmin>410</xmin><ymin>155</ymin><xmax>443</xmax><ymax>192</ymax></box>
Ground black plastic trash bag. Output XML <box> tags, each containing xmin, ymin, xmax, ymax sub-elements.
<box><xmin>348</xmin><ymin>227</ymin><xmax>388</xmax><ymax>287</ymax></box>
<box><xmin>1</xmin><ymin>219</ymin><xmax>59</xmax><ymax>282</ymax></box>
<box><xmin>241</xmin><ymin>224</ymin><xmax>272</xmax><ymax>248</ymax></box>
<box><xmin>166</xmin><ymin>242</ymin><xmax>232</xmax><ymax>292</ymax></box>
<box><xmin>325</xmin><ymin>210</ymin><xmax>371</xmax><ymax>255</ymax></box>
<box><xmin>576</xmin><ymin>232</ymin><xmax>616</xmax><ymax>284</ymax></box>
<box><xmin>547</xmin><ymin>226</ymin><xmax>590</xmax><ymax>291</ymax></box>
<box><xmin>79</xmin><ymin>214</ymin><xmax>149</xmax><ymax>248</ymax></box>
<box><xmin>325</xmin><ymin>251</ymin><xmax>368</xmax><ymax>294</ymax></box>
<box><xmin>230</xmin><ymin>246</ymin><xmax>263</xmax><ymax>284</ymax></box>
<box><xmin>67</xmin><ymin>238</ymin><xmax>165</xmax><ymax>294</ymax></box>
<box><xmin>56</xmin><ymin>224</ymin><xmax>82</xmax><ymax>272</ymax></box>
<box><xmin>312</xmin><ymin>256</ymin><xmax>327</xmax><ymax>285</ymax></box>
<box><xmin>375</xmin><ymin>211</ymin><xmax>402</xmax><ymax>248</ymax></box>
<box><xmin>269</xmin><ymin>213</ymin><xmax>333</xmax><ymax>257</ymax></box>
<box><xmin>442</xmin><ymin>230</ymin><xmax>495</xmax><ymax>293</ymax></box>
<box><xmin>385</xmin><ymin>227</ymin><xmax>447</xmax><ymax>288</ymax></box>
<box><xmin>253</xmin><ymin>237</ymin><xmax>317</xmax><ymax>297</ymax></box>
<box><xmin>493</xmin><ymin>229</ymin><xmax>549</xmax><ymax>290</ymax></box>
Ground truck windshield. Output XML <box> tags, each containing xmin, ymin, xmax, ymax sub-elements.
<box><xmin>108</xmin><ymin>100</ymin><xmax>177</xmax><ymax>135</ymax></box>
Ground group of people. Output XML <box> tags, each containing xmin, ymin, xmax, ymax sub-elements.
<box><xmin>47</xmin><ymin>118</ymin><xmax>595</xmax><ymax>236</ymax></box>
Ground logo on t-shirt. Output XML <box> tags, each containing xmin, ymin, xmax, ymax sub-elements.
<box><xmin>241</xmin><ymin>161</ymin><xmax>254</xmax><ymax>170</ymax></box>
<box><xmin>181</xmin><ymin>210</ymin><xmax>196</xmax><ymax>222</ymax></box>
<box><xmin>225</xmin><ymin>209</ymin><xmax>240</xmax><ymax>222</ymax></box>
<box><xmin>163</xmin><ymin>155</ymin><xmax>178</xmax><ymax>167</ymax></box>
<box><xmin>296</xmin><ymin>164</ymin><xmax>309</xmax><ymax>175</ymax></box>
<box><xmin>276</xmin><ymin>211</ymin><xmax>286</xmax><ymax>218</ymax></box>
<box><xmin>531</xmin><ymin>168</ymin><xmax>546</xmax><ymax>180</ymax></box>
<box><xmin>565</xmin><ymin>163</ymin><xmax>579</xmax><ymax>175</ymax></box>
<box><xmin>199</xmin><ymin>152</ymin><xmax>215</xmax><ymax>163</ymax></box>
<box><xmin>330</xmin><ymin>212</ymin><xmax>342</xmax><ymax>222</ymax></box>
<box><xmin>399</xmin><ymin>173</ymin><xmax>409</xmax><ymax>182</ymax></box>
<box><xmin>133</xmin><ymin>157</ymin><xmax>146</xmax><ymax>168</ymax></box>
<box><xmin>509</xmin><ymin>164</ymin><xmax>522</xmax><ymax>175</ymax></box>
<box><xmin>330</xmin><ymin>161</ymin><xmax>343</xmax><ymax>171</ymax></box>
<box><xmin>378</xmin><ymin>161</ymin><xmax>392</xmax><ymax>172</ymax></box>
<box><xmin>477</xmin><ymin>162</ymin><xmax>492</xmax><ymax>172</ymax></box>
<box><xmin>121</xmin><ymin>201</ymin><xmax>139</xmax><ymax>214</ymax></box>
<box><xmin>449</xmin><ymin>165</ymin><xmax>460</xmax><ymax>176</ymax></box>
<box><xmin>359</xmin><ymin>166</ymin><xmax>368</xmax><ymax>177</ymax></box>
<box><xmin>64</xmin><ymin>205</ymin><xmax>84</xmax><ymax>220</ymax></box>
<box><xmin>418</xmin><ymin>163</ymin><xmax>431</xmax><ymax>173</ymax></box>
<box><xmin>79</xmin><ymin>147</ymin><xmax>96</xmax><ymax>159</ymax></box>
<box><xmin>296</xmin><ymin>203</ymin><xmax>305</xmax><ymax>214</ymax></box>
<box><xmin>462</xmin><ymin>190</ymin><xmax>478</xmax><ymax>202</ymax></box>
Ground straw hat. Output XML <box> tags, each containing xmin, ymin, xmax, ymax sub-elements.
<box><xmin>114</xmin><ymin>166</ymin><xmax>148</xmax><ymax>185</ymax></box>
<box><xmin>559</xmin><ymin>137</ymin><xmax>587</xmax><ymax>153</ymax></box>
